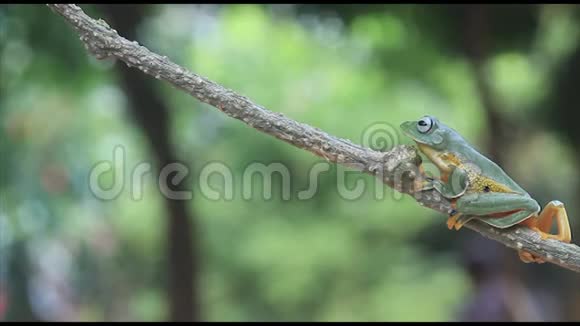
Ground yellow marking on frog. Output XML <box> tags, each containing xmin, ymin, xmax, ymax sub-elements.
<box><xmin>438</xmin><ymin>151</ymin><xmax>517</xmax><ymax>194</ymax></box>
<box><xmin>439</xmin><ymin>152</ymin><xmax>462</xmax><ymax>166</ymax></box>
<box><xmin>418</xmin><ymin>144</ymin><xmax>452</xmax><ymax>173</ymax></box>
<box><xmin>469</xmin><ymin>174</ymin><xmax>515</xmax><ymax>193</ymax></box>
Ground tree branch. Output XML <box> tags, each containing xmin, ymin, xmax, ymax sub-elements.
<box><xmin>47</xmin><ymin>4</ymin><xmax>580</xmax><ymax>273</ymax></box>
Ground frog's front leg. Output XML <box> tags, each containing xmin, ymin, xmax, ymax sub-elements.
<box><xmin>416</xmin><ymin>166</ymin><xmax>469</xmax><ymax>199</ymax></box>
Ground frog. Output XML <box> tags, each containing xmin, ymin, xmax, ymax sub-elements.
<box><xmin>400</xmin><ymin>115</ymin><xmax>572</xmax><ymax>264</ymax></box>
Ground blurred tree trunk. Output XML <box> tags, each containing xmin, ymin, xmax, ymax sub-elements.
<box><xmin>99</xmin><ymin>5</ymin><xmax>199</xmax><ymax>321</ymax></box>
<box><xmin>462</xmin><ymin>5</ymin><xmax>506</xmax><ymax>164</ymax></box>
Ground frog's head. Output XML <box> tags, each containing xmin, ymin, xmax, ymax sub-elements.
<box><xmin>400</xmin><ymin>115</ymin><xmax>451</xmax><ymax>150</ymax></box>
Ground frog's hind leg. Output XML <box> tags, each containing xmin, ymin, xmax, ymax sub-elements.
<box><xmin>452</xmin><ymin>214</ymin><xmax>478</xmax><ymax>231</ymax></box>
<box><xmin>517</xmin><ymin>201</ymin><xmax>571</xmax><ymax>264</ymax></box>
<box><xmin>451</xmin><ymin>192</ymin><xmax>540</xmax><ymax>230</ymax></box>
<box><xmin>520</xmin><ymin>200</ymin><xmax>572</xmax><ymax>243</ymax></box>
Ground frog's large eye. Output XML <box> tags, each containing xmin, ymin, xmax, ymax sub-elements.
<box><xmin>417</xmin><ymin>117</ymin><xmax>433</xmax><ymax>133</ymax></box>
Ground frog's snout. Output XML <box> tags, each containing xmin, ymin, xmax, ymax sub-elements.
<box><xmin>400</xmin><ymin>121</ymin><xmax>411</xmax><ymax>130</ymax></box>
<box><xmin>400</xmin><ymin>121</ymin><xmax>415</xmax><ymax>135</ymax></box>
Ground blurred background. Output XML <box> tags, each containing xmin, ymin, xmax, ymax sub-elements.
<box><xmin>2</xmin><ymin>4</ymin><xmax>580</xmax><ymax>322</ymax></box>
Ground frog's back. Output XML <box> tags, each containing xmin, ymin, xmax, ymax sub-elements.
<box><xmin>447</xmin><ymin>133</ymin><xmax>529</xmax><ymax>196</ymax></box>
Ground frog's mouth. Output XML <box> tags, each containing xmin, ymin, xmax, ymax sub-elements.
<box><xmin>415</xmin><ymin>142</ymin><xmax>441</xmax><ymax>159</ymax></box>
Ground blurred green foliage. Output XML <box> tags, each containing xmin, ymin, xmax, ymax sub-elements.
<box><xmin>1</xmin><ymin>4</ymin><xmax>580</xmax><ymax>322</ymax></box>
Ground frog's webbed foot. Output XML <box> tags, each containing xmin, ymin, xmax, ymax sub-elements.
<box><xmin>446</xmin><ymin>207</ymin><xmax>460</xmax><ymax>230</ymax></box>
<box><xmin>517</xmin><ymin>200</ymin><xmax>572</xmax><ymax>264</ymax></box>
<box><xmin>446</xmin><ymin>201</ymin><xmax>463</xmax><ymax>230</ymax></box>
<box><xmin>453</xmin><ymin>214</ymin><xmax>477</xmax><ymax>231</ymax></box>
<box><xmin>518</xmin><ymin>250</ymin><xmax>546</xmax><ymax>264</ymax></box>
<box><xmin>528</xmin><ymin>201</ymin><xmax>572</xmax><ymax>243</ymax></box>
<box><xmin>445</xmin><ymin>210</ymin><xmax>475</xmax><ymax>230</ymax></box>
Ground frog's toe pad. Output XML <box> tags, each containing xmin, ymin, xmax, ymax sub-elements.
<box><xmin>446</xmin><ymin>218</ymin><xmax>456</xmax><ymax>230</ymax></box>
<box><xmin>518</xmin><ymin>250</ymin><xmax>546</xmax><ymax>264</ymax></box>
<box><xmin>446</xmin><ymin>213</ymin><xmax>462</xmax><ymax>230</ymax></box>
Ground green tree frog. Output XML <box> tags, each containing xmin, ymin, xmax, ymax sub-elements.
<box><xmin>400</xmin><ymin>115</ymin><xmax>572</xmax><ymax>264</ymax></box>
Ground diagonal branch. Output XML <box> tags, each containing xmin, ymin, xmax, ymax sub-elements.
<box><xmin>47</xmin><ymin>4</ymin><xmax>580</xmax><ymax>273</ymax></box>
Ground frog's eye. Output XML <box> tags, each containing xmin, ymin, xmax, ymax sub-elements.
<box><xmin>417</xmin><ymin>117</ymin><xmax>433</xmax><ymax>133</ymax></box>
